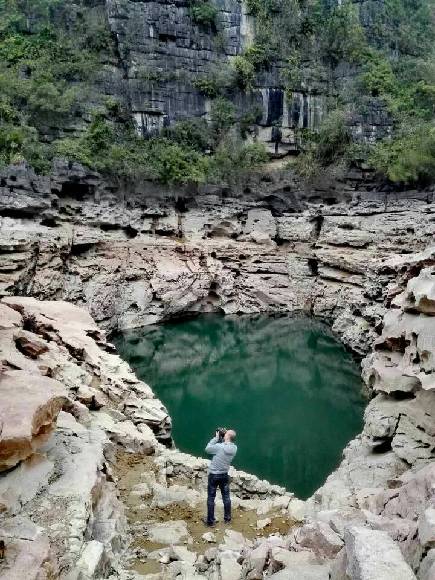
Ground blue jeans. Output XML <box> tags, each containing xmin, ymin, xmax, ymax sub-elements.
<box><xmin>207</xmin><ymin>473</ymin><xmax>231</xmax><ymax>524</ymax></box>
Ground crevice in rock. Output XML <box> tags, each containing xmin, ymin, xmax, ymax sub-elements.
<box><xmin>310</xmin><ymin>214</ymin><xmax>324</xmax><ymax>239</ymax></box>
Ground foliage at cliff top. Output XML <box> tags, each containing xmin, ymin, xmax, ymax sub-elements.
<box><xmin>0</xmin><ymin>0</ymin><xmax>266</xmax><ymax>184</ymax></box>
<box><xmin>276</xmin><ymin>0</ymin><xmax>435</xmax><ymax>185</ymax></box>
<box><xmin>1</xmin><ymin>0</ymin><xmax>435</xmax><ymax>185</ymax></box>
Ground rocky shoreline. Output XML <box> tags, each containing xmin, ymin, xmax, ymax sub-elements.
<box><xmin>1</xmin><ymin>163</ymin><xmax>435</xmax><ymax>579</ymax></box>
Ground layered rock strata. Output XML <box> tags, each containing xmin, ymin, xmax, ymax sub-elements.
<box><xmin>1</xmin><ymin>252</ymin><xmax>435</xmax><ymax>578</ymax></box>
<box><xmin>2</xmin><ymin>163</ymin><xmax>435</xmax><ymax>354</ymax></box>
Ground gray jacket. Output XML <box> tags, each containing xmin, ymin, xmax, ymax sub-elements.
<box><xmin>205</xmin><ymin>437</ymin><xmax>237</xmax><ymax>474</ymax></box>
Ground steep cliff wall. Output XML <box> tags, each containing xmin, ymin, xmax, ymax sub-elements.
<box><xmin>1</xmin><ymin>162</ymin><xmax>434</xmax><ymax>354</ymax></box>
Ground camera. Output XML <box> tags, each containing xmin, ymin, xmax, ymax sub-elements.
<box><xmin>216</xmin><ymin>427</ymin><xmax>227</xmax><ymax>442</ymax></box>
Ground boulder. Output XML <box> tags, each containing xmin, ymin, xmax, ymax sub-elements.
<box><xmin>246</xmin><ymin>541</ymin><xmax>269</xmax><ymax>578</ymax></box>
<box><xmin>295</xmin><ymin>520</ymin><xmax>344</xmax><ymax>559</ymax></box>
<box><xmin>287</xmin><ymin>498</ymin><xmax>306</xmax><ymax>522</ymax></box>
<box><xmin>0</xmin><ymin>516</ymin><xmax>58</xmax><ymax>580</ymax></box>
<box><xmin>256</xmin><ymin>517</ymin><xmax>271</xmax><ymax>530</ymax></box>
<box><xmin>68</xmin><ymin>540</ymin><xmax>109</xmax><ymax>580</ymax></box>
<box><xmin>220</xmin><ymin>529</ymin><xmax>252</xmax><ymax>552</ymax></box>
<box><xmin>91</xmin><ymin>412</ymin><xmax>157</xmax><ymax>455</ymax></box>
<box><xmin>151</xmin><ymin>482</ymin><xmax>202</xmax><ymax>508</ymax></box>
<box><xmin>403</xmin><ymin>267</ymin><xmax>435</xmax><ymax>315</ymax></box>
<box><xmin>0</xmin><ymin>370</ymin><xmax>67</xmax><ymax>471</ymax></box>
<box><xmin>13</xmin><ymin>329</ymin><xmax>49</xmax><ymax>358</ymax></box>
<box><xmin>219</xmin><ymin>551</ymin><xmax>243</xmax><ymax>580</ymax></box>
<box><xmin>418</xmin><ymin>508</ymin><xmax>435</xmax><ymax>548</ymax></box>
<box><xmin>169</xmin><ymin>545</ymin><xmax>197</xmax><ymax>565</ymax></box>
<box><xmin>343</xmin><ymin>526</ymin><xmax>416</xmax><ymax>580</ymax></box>
<box><xmin>0</xmin><ymin>453</ymin><xmax>54</xmax><ymax>514</ymax></box>
<box><xmin>202</xmin><ymin>532</ymin><xmax>216</xmax><ymax>543</ymax></box>
<box><xmin>268</xmin><ymin>550</ymin><xmax>330</xmax><ymax>579</ymax></box>
<box><xmin>418</xmin><ymin>549</ymin><xmax>435</xmax><ymax>580</ymax></box>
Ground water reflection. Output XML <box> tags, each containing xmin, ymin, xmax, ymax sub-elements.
<box><xmin>114</xmin><ymin>315</ymin><xmax>364</xmax><ymax>498</ymax></box>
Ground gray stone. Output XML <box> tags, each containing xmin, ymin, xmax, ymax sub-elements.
<box><xmin>147</xmin><ymin>520</ymin><xmax>190</xmax><ymax>544</ymax></box>
<box><xmin>344</xmin><ymin>526</ymin><xmax>416</xmax><ymax>580</ymax></box>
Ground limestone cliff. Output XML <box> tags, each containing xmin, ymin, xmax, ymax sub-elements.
<box><xmin>1</xmin><ymin>162</ymin><xmax>434</xmax><ymax>354</ymax></box>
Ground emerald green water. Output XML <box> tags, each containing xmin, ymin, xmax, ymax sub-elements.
<box><xmin>114</xmin><ymin>315</ymin><xmax>365</xmax><ymax>499</ymax></box>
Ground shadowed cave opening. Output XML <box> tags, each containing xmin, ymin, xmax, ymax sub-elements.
<box><xmin>114</xmin><ymin>314</ymin><xmax>365</xmax><ymax>499</ymax></box>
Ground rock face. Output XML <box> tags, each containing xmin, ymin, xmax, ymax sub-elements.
<box><xmin>0</xmin><ymin>297</ymin><xmax>169</xmax><ymax>578</ymax></box>
<box><xmin>1</xmin><ymin>168</ymin><xmax>435</xmax><ymax>578</ymax></box>
<box><xmin>341</xmin><ymin>526</ymin><xmax>416</xmax><ymax>580</ymax></box>
<box><xmin>0</xmin><ymin>271</ymin><xmax>434</xmax><ymax>578</ymax></box>
<box><xmin>91</xmin><ymin>0</ymin><xmax>391</xmax><ymax>151</ymax></box>
<box><xmin>0</xmin><ymin>370</ymin><xmax>67</xmax><ymax>471</ymax></box>
<box><xmin>1</xmin><ymin>163</ymin><xmax>435</xmax><ymax>354</ymax></box>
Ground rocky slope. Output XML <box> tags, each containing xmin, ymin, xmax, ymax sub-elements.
<box><xmin>1</xmin><ymin>247</ymin><xmax>435</xmax><ymax>579</ymax></box>
<box><xmin>1</xmin><ymin>162</ymin><xmax>435</xmax><ymax>355</ymax></box>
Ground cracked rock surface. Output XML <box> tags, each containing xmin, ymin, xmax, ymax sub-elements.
<box><xmin>1</xmin><ymin>163</ymin><xmax>435</xmax><ymax>354</ymax></box>
<box><xmin>1</xmin><ymin>165</ymin><xmax>435</xmax><ymax>579</ymax></box>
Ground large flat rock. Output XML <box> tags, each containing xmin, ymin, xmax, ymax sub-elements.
<box><xmin>0</xmin><ymin>370</ymin><xmax>67</xmax><ymax>471</ymax></box>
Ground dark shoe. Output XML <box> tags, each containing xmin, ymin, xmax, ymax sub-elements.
<box><xmin>202</xmin><ymin>518</ymin><xmax>216</xmax><ymax>527</ymax></box>
<box><xmin>224</xmin><ymin>519</ymin><xmax>232</xmax><ymax>524</ymax></box>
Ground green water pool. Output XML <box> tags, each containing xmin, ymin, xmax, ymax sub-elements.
<box><xmin>114</xmin><ymin>314</ymin><xmax>365</xmax><ymax>499</ymax></box>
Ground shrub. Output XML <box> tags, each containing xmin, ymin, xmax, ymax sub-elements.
<box><xmin>368</xmin><ymin>122</ymin><xmax>435</xmax><ymax>184</ymax></box>
<box><xmin>316</xmin><ymin>109</ymin><xmax>352</xmax><ymax>165</ymax></box>
<box><xmin>190</xmin><ymin>1</ymin><xmax>217</xmax><ymax>27</ymax></box>
<box><xmin>207</xmin><ymin>134</ymin><xmax>268</xmax><ymax>184</ymax></box>
<box><xmin>231</xmin><ymin>55</ymin><xmax>255</xmax><ymax>89</ymax></box>
<box><xmin>162</xmin><ymin>118</ymin><xmax>213</xmax><ymax>152</ymax></box>
<box><xmin>320</xmin><ymin>1</ymin><xmax>367</xmax><ymax>66</ymax></box>
<box><xmin>293</xmin><ymin>109</ymin><xmax>352</xmax><ymax>178</ymax></box>
<box><xmin>243</xmin><ymin>43</ymin><xmax>271</xmax><ymax>69</ymax></box>
<box><xmin>193</xmin><ymin>77</ymin><xmax>220</xmax><ymax>98</ymax></box>
<box><xmin>146</xmin><ymin>138</ymin><xmax>209</xmax><ymax>183</ymax></box>
<box><xmin>210</xmin><ymin>98</ymin><xmax>236</xmax><ymax>134</ymax></box>
<box><xmin>362</xmin><ymin>55</ymin><xmax>396</xmax><ymax>97</ymax></box>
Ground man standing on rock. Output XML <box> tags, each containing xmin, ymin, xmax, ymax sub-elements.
<box><xmin>204</xmin><ymin>428</ymin><xmax>237</xmax><ymax>527</ymax></box>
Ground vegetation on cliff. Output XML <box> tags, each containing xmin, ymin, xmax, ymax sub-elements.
<box><xmin>0</xmin><ymin>0</ymin><xmax>434</xmax><ymax>186</ymax></box>
<box><xmin>0</xmin><ymin>0</ymin><xmax>266</xmax><ymax>184</ymax></box>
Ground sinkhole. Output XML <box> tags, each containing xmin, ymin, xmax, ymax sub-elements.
<box><xmin>114</xmin><ymin>314</ymin><xmax>365</xmax><ymax>499</ymax></box>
